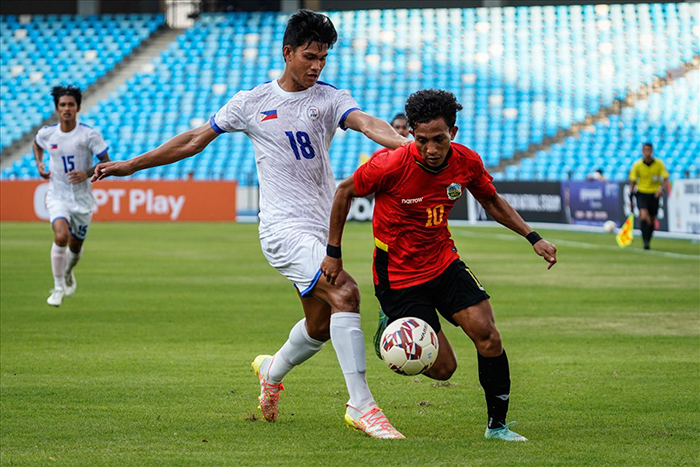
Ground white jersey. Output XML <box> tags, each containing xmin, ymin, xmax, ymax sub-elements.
<box><xmin>35</xmin><ymin>122</ymin><xmax>108</xmax><ymax>212</ymax></box>
<box><xmin>211</xmin><ymin>79</ymin><xmax>359</xmax><ymax>235</ymax></box>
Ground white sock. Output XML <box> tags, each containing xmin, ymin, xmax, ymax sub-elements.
<box><xmin>264</xmin><ymin>319</ymin><xmax>325</xmax><ymax>384</ymax></box>
<box><xmin>51</xmin><ymin>243</ymin><xmax>67</xmax><ymax>290</ymax></box>
<box><xmin>330</xmin><ymin>312</ymin><xmax>374</xmax><ymax>411</ymax></box>
<box><xmin>65</xmin><ymin>248</ymin><xmax>82</xmax><ymax>276</ymax></box>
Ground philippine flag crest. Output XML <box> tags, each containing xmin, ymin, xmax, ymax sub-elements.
<box><xmin>50</xmin><ymin>143</ymin><xmax>58</xmax><ymax>149</ymax></box>
<box><xmin>260</xmin><ymin>109</ymin><xmax>278</xmax><ymax>122</ymax></box>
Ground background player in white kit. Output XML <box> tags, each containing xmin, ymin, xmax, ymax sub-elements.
<box><xmin>92</xmin><ymin>10</ymin><xmax>409</xmax><ymax>438</ymax></box>
<box><xmin>34</xmin><ymin>85</ymin><xmax>110</xmax><ymax>307</ymax></box>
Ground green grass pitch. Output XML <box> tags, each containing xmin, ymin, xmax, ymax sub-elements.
<box><xmin>1</xmin><ymin>221</ymin><xmax>698</xmax><ymax>466</ymax></box>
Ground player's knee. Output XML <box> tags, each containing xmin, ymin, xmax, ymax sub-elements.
<box><xmin>430</xmin><ymin>360</ymin><xmax>457</xmax><ymax>380</ymax></box>
<box><xmin>476</xmin><ymin>329</ymin><xmax>502</xmax><ymax>357</ymax></box>
<box><xmin>333</xmin><ymin>281</ymin><xmax>360</xmax><ymax>312</ymax></box>
<box><xmin>54</xmin><ymin>232</ymin><xmax>69</xmax><ymax>247</ymax></box>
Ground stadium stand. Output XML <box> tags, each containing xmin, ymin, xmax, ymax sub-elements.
<box><xmin>501</xmin><ymin>69</ymin><xmax>699</xmax><ymax>181</ymax></box>
<box><xmin>2</xmin><ymin>4</ymin><xmax>698</xmax><ymax>184</ymax></box>
<box><xmin>0</xmin><ymin>13</ymin><xmax>164</xmax><ymax>153</ymax></box>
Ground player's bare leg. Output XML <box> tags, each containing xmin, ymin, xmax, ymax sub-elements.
<box><xmin>312</xmin><ymin>271</ymin><xmax>404</xmax><ymax>439</ymax></box>
<box><xmin>64</xmin><ymin>237</ymin><xmax>84</xmax><ymax>297</ymax></box>
<box><xmin>47</xmin><ymin>219</ymin><xmax>70</xmax><ymax>306</ymax></box>
<box><xmin>422</xmin><ymin>331</ymin><xmax>457</xmax><ymax>381</ymax></box>
<box><xmin>452</xmin><ymin>300</ymin><xmax>527</xmax><ymax>441</ymax></box>
<box><xmin>252</xmin><ymin>293</ymin><xmax>327</xmax><ymax>422</ymax></box>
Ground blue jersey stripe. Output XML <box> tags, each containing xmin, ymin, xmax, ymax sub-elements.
<box><xmin>339</xmin><ymin>107</ymin><xmax>360</xmax><ymax>131</ymax></box>
<box><xmin>209</xmin><ymin>115</ymin><xmax>225</xmax><ymax>134</ymax></box>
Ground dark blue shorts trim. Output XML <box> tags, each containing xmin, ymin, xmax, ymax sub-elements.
<box><xmin>297</xmin><ymin>269</ymin><xmax>323</xmax><ymax>298</ymax></box>
<box><xmin>51</xmin><ymin>216</ymin><xmax>69</xmax><ymax>226</ymax></box>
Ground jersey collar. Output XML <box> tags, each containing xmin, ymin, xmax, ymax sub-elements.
<box><xmin>412</xmin><ymin>146</ymin><xmax>452</xmax><ymax>174</ymax></box>
<box><xmin>272</xmin><ymin>78</ymin><xmax>313</xmax><ymax>98</ymax></box>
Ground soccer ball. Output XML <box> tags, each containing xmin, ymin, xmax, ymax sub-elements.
<box><xmin>603</xmin><ymin>220</ymin><xmax>617</xmax><ymax>233</ymax></box>
<box><xmin>380</xmin><ymin>317</ymin><xmax>439</xmax><ymax>376</ymax></box>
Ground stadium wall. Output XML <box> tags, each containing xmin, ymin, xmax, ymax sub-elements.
<box><xmin>341</xmin><ymin>180</ymin><xmax>700</xmax><ymax>236</ymax></box>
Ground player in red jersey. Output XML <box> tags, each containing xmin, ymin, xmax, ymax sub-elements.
<box><xmin>369</xmin><ymin>113</ymin><xmax>410</xmax><ymax>159</ymax></box>
<box><xmin>320</xmin><ymin>89</ymin><xmax>557</xmax><ymax>442</ymax></box>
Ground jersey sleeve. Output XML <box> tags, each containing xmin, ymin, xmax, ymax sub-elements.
<box><xmin>88</xmin><ymin>129</ymin><xmax>109</xmax><ymax>157</ymax></box>
<box><xmin>34</xmin><ymin>127</ymin><xmax>48</xmax><ymax>150</ymax></box>
<box><xmin>211</xmin><ymin>91</ymin><xmax>247</xmax><ymax>133</ymax></box>
<box><xmin>659</xmin><ymin>160</ymin><xmax>670</xmax><ymax>179</ymax></box>
<box><xmin>333</xmin><ymin>89</ymin><xmax>361</xmax><ymax>131</ymax></box>
<box><xmin>629</xmin><ymin>162</ymin><xmax>639</xmax><ymax>181</ymax></box>
<box><xmin>353</xmin><ymin>150</ymin><xmax>388</xmax><ymax>196</ymax></box>
<box><xmin>464</xmin><ymin>154</ymin><xmax>496</xmax><ymax>200</ymax></box>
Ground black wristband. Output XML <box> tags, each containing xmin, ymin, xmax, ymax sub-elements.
<box><xmin>326</xmin><ymin>244</ymin><xmax>342</xmax><ymax>258</ymax></box>
<box><xmin>526</xmin><ymin>231</ymin><xmax>542</xmax><ymax>246</ymax></box>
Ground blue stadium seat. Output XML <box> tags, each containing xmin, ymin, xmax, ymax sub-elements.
<box><xmin>5</xmin><ymin>6</ymin><xmax>698</xmax><ymax>184</ymax></box>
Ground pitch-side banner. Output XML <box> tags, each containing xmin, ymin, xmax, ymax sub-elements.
<box><xmin>668</xmin><ymin>179</ymin><xmax>700</xmax><ymax>234</ymax></box>
<box><xmin>0</xmin><ymin>180</ymin><xmax>237</xmax><ymax>221</ymax></box>
<box><xmin>475</xmin><ymin>181</ymin><xmax>566</xmax><ymax>223</ymax></box>
<box><xmin>563</xmin><ymin>180</ymin><xmax>622</xmax><ymax>226</ymax></box>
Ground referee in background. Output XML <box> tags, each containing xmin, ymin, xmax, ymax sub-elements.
<box><xmin>629</xmin><ymin>142</ymin><xmax>670</xmax><ymax>250</ymax></box>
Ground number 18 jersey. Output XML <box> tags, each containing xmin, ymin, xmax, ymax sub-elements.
<box><xmin>211</xmin><ymin>79</ymin><xmax>359</xmax><ymax>236</ymax></box>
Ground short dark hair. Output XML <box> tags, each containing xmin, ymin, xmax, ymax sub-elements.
<box><xmin>283</xmin><ymin>9</ymin><xmax>337</xmax><ymax>50</ymax></box>
<box><xmin>405</xmin><ymin>89</ymin><xmax>463</xmax><ymax>129</ymax></box>
<box><xmin>643</xmin><ymin>142</ymin><xmax>653</xmax><ymax>149</ymax></box>
<box><xmin>391</xmin><ymin>113</ymin><xmax>407</xmax><ymax>124</ymax></box>
<box><xmin>51</xmin><ymin>84</ymin><xmax>82</xmax><ymax>107</ymax></box>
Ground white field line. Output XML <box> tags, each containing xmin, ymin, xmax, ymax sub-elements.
<box><xmin>452</xmin><ymin>230</ymin><xmax>700</xmax><ymax>261</ymax></box>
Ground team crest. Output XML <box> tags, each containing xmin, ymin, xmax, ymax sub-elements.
<box><xmin>307</xmin><ymin>106</ymin><xmax>319</xmax><ymax>120</ymax></box>
<box><xmin>446</xmin><ymin>182</ymin><xmax>462</xmax><ymax>200</ymax></box>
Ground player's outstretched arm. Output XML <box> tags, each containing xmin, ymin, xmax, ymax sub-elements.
<box><xmin>479</xmin><ymin>193</ymin><xmax>558</xmax><ymax>269</ymax></box>
<box><xmin>343</xmin><ymin>110</ymin><xmax>410</xmax><ymax>150</ymax></box>
<box><xmin>321</xmin><ymin>176</ymin><xmax>359</xmax><ymax>285</ymax></box>
<box><xmin>91</xmin><ymin>123</ymin><xmax>220</xmax><ymax>181</ymax></box>
<box><xmin>33</xmin><ymin>141</ymin><xmax>50</xmax><ymax>179</ymax></box>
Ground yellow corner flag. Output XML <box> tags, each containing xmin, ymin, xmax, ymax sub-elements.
<box><xmin>616</xmin><ymin>214</ymin><xmax>634</xmax><ymax>248</ymax></box>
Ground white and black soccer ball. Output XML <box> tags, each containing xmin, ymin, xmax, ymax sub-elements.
<box><xmin>380</xmin><ymin>317</ymin><xmax>439</xmax><ymax>376</ymax></box>
<box><xmin>603</xmin><ymin>220</ymin><xmax>617</xmax><ymax>233</ymax></box>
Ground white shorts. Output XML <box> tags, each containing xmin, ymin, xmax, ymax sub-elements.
<box><xmin>260</xmin><ymin>228</ymin><xmax>326</xmax><ymax>297</ymax></box>
<box><xmin>46</xmin><ymin>197</ymin><xmax>93</xmax><ymax>241</ymax></box>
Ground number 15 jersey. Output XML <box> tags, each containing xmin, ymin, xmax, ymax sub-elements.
<box><xmin>211</xmin><ymin>79</ymin><xmax>359</xmax><ymax>236</ymax></box>
<box><xmin>35</xmin><ymin>122</ymin><xmax>109</xmax><ymax>212</ymax></box>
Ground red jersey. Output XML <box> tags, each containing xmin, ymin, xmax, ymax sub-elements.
<box><xmin>371</xmin><ymin>147</ymin><xmax>392</xmax><ymax>159</ymax></box>
<box><xmin>353</xmin><ymin>142</ymin><xmax>496</xmax><ymax>289</ymax></box>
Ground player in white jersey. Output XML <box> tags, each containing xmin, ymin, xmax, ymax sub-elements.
<box><xmin>34</xmin><ymin>85</ymin><xmax>110</xmax><ymax>307</ymax></box>
<box><xmin>92</xmin><ymin>10</ymin><xmax>409</xmax><ymax>439</ymax></box>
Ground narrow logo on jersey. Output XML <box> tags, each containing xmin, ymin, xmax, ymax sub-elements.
<box><xmin>446</xmin><ymin>182</ymin><xmax>462</xmax><ymax>200</ymax></box>
<box><xmin>50</xmin><ymin>144</ymin><xmax>58</xmax><ymax>149</ymax></box>
<box><xmin>307</xmin><ymin>107</ymin><xmax>319</xmax><ymax>120</ymax></box>
<box><xmin>260</xmin><ymin>110</ymin><xmax>278</xmax><ymax>122</ymax></box>
<box><xmin>401</xmin><ymin>197</ymin><xmax>423</xmax><ymax>204</ymax></box>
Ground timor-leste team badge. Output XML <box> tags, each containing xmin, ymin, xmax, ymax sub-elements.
<box><xmin>446</xmin><ymin>182</ymin><xmax>462</xmax><ymax>200</ymax></box>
